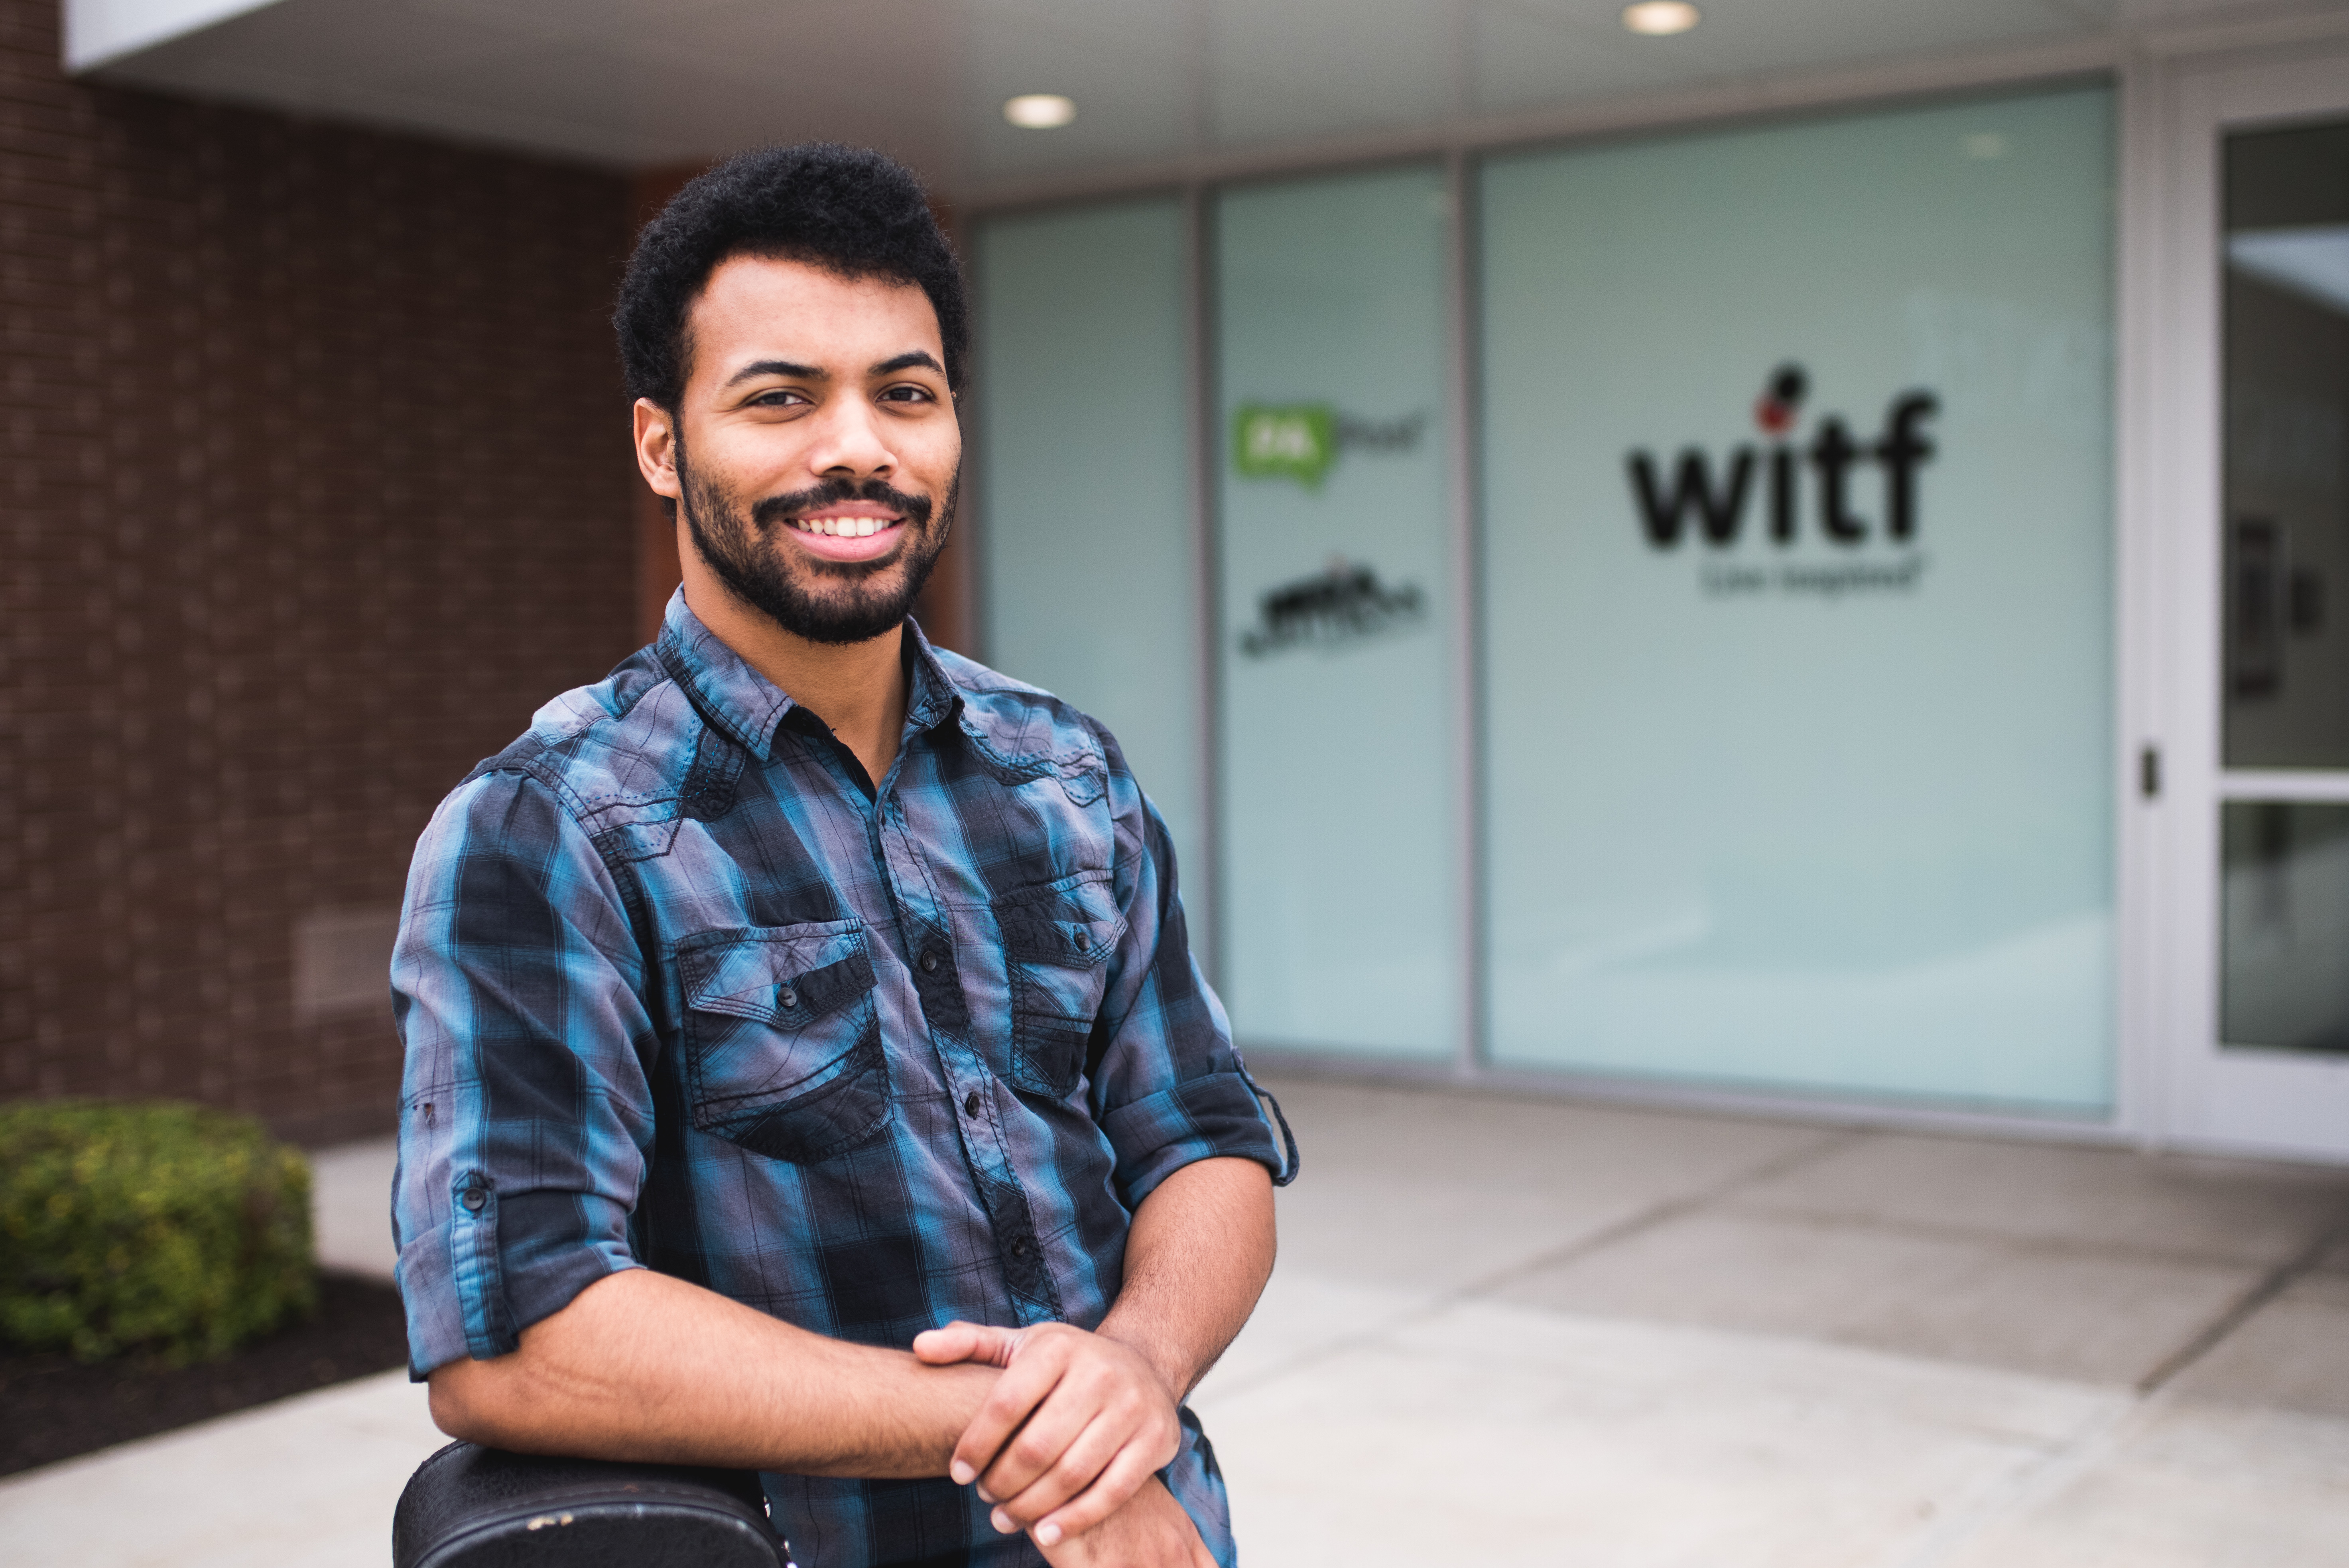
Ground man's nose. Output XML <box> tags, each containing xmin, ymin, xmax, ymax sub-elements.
<box><xmin>806</xmin><ymin>398</ymin><xmax>896</xmax><ymax>478</ymax></box>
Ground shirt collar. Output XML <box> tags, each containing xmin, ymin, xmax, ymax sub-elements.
<box><xmin>901</xmin><ymin>618</ymin><xmax>966</xmax><ymax>735</ymax></box>
<box><xmin>656</xmin><ymin>588</ymin><xmax>965</xmax><ymax>763</ymax></box>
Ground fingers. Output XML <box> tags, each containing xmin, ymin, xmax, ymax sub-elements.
<box><xmin>1026</xmin><ymin>1433</ymin><xmax>1166</xmax><ymax>1547</ymax></box>
<box><xmin>988</xmin><ymin>1409</ymin><xmax>1122</xmax><ymax>1538</ymax></box>
<box><xmin>951</xmin><ymin>1332</ymin><xmax>1076</xmax><ymax>1488</ymax></box>
<box><xmin>943</xmin><ymin>1323</ymin><xmax>1184</xmax><ymax>1541</ymax></box>
<box><xmin>912</xmin><ymin>1320</ymin><xmax>1022</xmax><ymax>1369</ymax></box>
<box><xmin>971</xmin><ymin>1349</ymin><xmax>1094</xmax><ymax>1505</ymax></box>
<box><xmin>984</xmin><ymin>1377</ymin><xmax>1179</xmax><ymax>1534</ymax></box>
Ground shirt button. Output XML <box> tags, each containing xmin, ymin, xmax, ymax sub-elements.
<box><xmin>1072</xmin><ymin>929</ymin><xmax>1090</xmax><ymax>952</ymax></box>
<box><xmin>1007</xmin><ymin>1237</ymin><xmax>1032</xmax><ymax>1259</ymax></box>
<box><xmin>460</xmin><ymin>1187</ymin><xmax>487</xmax><ymax>1213</ymax></box>
<box><xmin>919</xmin><ymin>950</ymin><xmax>941</xmax><ymax>974</ymax></box>
<box><xmin>776</xmin><ymin>985</ymin><xmax>799</xmax><ymax>1010</ymax></box>
<box><xmin>963</xmin><ymin>1091</ymin><xmax>981</xmax><ymax>1118</ymax></box>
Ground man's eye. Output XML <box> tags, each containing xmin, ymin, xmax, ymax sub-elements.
<box><xmin>751</xmin><ymin>389</ymin><xmax>809</xmax><ymax>407</ymax></box>
<box><xmin>880</xmin><ymin>384</ymin><xmax>934</xmax><ymax>403</ymax></box>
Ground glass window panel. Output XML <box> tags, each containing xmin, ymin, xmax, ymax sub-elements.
<box><xmin>974</xmin><ymin>200</ymin><xmax>1211</xmax><ymax>944</ymax></box>
<box><xmin>2223</xmin><ymin>122</ymin><xmax>2349</xmax><ymax>770</ymax></box>
<box><xmin>2221</xmin><ymin>801</ymin><xmax>2349</xmax><ymax>1053</ymax></box>
<box><xmin>1480</xmin><ymin>89</ymin><xmax>2116</xmax><ymax>1111</ymax></box>
<box><xmin>1214</xmin><ymin>166</ymin><xmax>1459</xmax><ymax>1060</ymax></box>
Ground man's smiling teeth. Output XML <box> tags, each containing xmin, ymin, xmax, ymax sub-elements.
<box><xmin>794</xmin><ymin>515</ymin><xmax>895</xmax><ymax>538</ymax></box>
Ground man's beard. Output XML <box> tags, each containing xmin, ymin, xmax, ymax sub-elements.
<box><xmin>676</xmin><ymin>436</ymin><xmax>955</xmax><ymax>646</ymax></box>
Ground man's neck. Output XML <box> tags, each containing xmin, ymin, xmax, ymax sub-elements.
<box><xmin>678</xmin><ymin>548</ymin><xmax>911</xmax><ymax>791</ymax></box>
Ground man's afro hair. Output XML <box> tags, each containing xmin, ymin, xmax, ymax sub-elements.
<box><xmin>614</xmin><ymin>142</ymin><xmax>967</xmax><ymax>412</ymax></box>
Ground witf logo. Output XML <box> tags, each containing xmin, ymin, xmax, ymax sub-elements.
<box><xmin>1626</xmin><ymin>365</ymin><xmax>1938</xmax><ymax>550</ymax></box>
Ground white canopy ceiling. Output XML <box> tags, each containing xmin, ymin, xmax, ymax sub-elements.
<box><xmin>64</xmin><ymin>0</ymin><xmax>2316</xmax><ymax>202</ymax></box>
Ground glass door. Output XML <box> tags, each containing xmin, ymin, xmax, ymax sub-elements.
<box><xmin>2152</xmin><ymin>52</ymin><xmax>2349</xmax><ymax>1160</ymax></box>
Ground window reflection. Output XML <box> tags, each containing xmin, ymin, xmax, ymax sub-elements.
<box><xmin>2222</xmin><ymin>122</ymin><xmax>2349</xmax><ymax>768</ymax></box>
<box><xmin>2221</xmin><ymin>801</ymin><xmax>2349</xmax><ymax>1053</ymax></box>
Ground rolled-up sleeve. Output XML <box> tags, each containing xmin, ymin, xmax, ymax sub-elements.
<box><xmin>1085</xmin><ymin>734</ymin><xmax>1298</xmax><ymax>1210</ymax></box>
<box><xmin>391</xmin><ymin>768</ymin><xmax>656</xmax><ymax>1377</ymax></box>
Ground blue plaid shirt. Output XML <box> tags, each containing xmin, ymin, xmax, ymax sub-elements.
<box><xmin>391</xmin><ymin>591</ymin><xmax>1296</xmax><ymax>1568</ymax></box>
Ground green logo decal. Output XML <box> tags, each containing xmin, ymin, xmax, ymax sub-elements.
<box><xmin>1233</xmin><ymin>404</ymin><xmax>1337</xmax><ymax>488</ymax></box>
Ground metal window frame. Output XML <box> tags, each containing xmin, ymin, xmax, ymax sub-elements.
<box><xmin>1444</xmin><ymin>146</ymin><xmax>1487</xmax><ymax>1077</ymax></box>
<box><xmin>1188</xmin><ymin>182</ymin><xmax>1224</xmax><ymax>991</ymax></box>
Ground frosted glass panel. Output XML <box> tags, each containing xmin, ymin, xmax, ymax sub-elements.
<box><xmin>2222</xmin><ymin>802</ymin><xmax>2349</xmax><ymax>1053</ymax></box>
<box><xmin>1481</xmin><ymin>89</ymin><xmax>2116</xmax><ymax>1111</ymax></box>
<box><xmin>1216</xmin><ymin>166</ymin><xmax>1458</xmax><ymax>1060</ymax></box>
<box><xmin>974</xmin><ymin>200</ymin><xmax>1209</xmax><ymax>942</ymax></box>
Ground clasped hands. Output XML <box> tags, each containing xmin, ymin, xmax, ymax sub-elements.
<box><xmin>913</xmin><ymin>1320</ymin><xmax>1213</xmax><ymax>1565</ymax></box>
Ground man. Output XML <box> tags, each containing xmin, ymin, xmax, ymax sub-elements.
<box><xmin>390</xmin><ymin>143</ymin><xmax>1296</xmax><ymax>1568</ymax></box>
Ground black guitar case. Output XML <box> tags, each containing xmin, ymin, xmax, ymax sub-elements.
<box><xmin>392</xmin><ymin>1440</ymin><xmax>789</xmax><ymax>1568</ymax></box>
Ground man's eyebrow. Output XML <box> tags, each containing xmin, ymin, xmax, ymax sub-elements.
<box><xmin>723</xmin><ymin>359</ymin><xmax>826</xmax><ymax>388</ymax></box>
<box><xmin>871</xmin><ymin>350</ymin><xmax>944</xmax><ymax>376</ymax></box>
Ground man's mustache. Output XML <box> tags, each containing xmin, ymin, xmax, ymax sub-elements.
<box><xmin>751</xmin><ymin>477</ymin><xmax>933</xmax><ymax>530</ymax></box>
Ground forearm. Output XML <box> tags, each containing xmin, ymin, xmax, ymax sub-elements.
<box><xmin>1097</xmin><ymin>1156</ymin><xmax>1276</xmax><ymax>1399</ymax></box>
<box><xmin>427</xmin><ymin>1267</ymin><xmax>998</xmax><ymax>1477</ymax></box>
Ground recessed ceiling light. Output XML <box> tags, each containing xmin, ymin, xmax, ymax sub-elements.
<box><xmin>1622</xmin><ymin>2</ymin><xmax>1699</xmax><ymax>35</ymax></box>
<box><xmin>1004</xmin><ymin>93</ymin><xmax>1076</xmax><ymax>130</ymax></box>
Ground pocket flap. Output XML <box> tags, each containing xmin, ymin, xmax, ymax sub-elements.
<box><xmin>1000</xmin><ymin>879</ymin><xmax>1125</xmax><ymax>966</ymax></box>
<box><xmin>679</xmin><ymin>921</ymin><xmax>875</xmax><ymax>1025</ymax></box>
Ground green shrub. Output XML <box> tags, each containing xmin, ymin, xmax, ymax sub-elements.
<box><xmin>0</xmin><ymin>1099</ymin><xmax>316</xmax><ymax>1362</ymax></box>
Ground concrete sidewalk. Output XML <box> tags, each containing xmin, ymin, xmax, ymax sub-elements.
<box><xmin>6</xmin><ymin>1074</ymin><xmax>2347</xmax><ymax>1566</ymax></box>
<box><xmin>1194</xmin><ymin>1077</ymin><xmax>2349</xmax><ymax>1566</ymax></box>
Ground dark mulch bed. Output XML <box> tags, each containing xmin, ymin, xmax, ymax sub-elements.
<box><xmin>0</xmin><ymin>1271</ymin><xmax>412</xmax><ymax>1477</ymax></box>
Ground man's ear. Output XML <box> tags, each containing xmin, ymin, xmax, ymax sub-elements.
<box><xmin>633</xmin><ymin>398</ymin><xmax>682</xmax><ymax>502</ymax></box>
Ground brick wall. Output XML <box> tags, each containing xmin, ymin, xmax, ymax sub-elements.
<box><xmin>0</xmin><ymin>0</ymin><xmax>637</xmax><ymax>1143</ymax></box>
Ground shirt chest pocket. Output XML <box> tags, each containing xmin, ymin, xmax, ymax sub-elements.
<box><xmin>675</xmin><ymin>920</ymin><xmax>890</xmax><ymax>1164</ymax></box>
<box><xmin>996</xmin><ymin>877</ymin><xmax>1127</xmax><ymax>1099</ymax></box>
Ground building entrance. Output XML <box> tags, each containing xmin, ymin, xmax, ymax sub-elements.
<box><xmin>2149</xmin><ymin>47</ymin><xmax>2349</xmax><ymax>1161</ymax></box>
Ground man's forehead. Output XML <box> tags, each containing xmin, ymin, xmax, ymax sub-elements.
<box><xmin>690</xmin><ymin>253</ymin><xmax>941</xmax><ymax>367</ymax></box>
